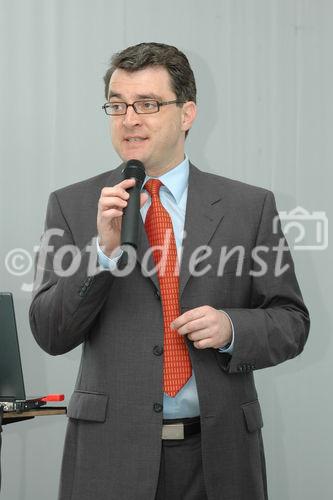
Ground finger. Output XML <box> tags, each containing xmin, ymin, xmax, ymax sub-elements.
<box><xmin>140</xmin><ymin>192</ymin><xmax>149</xmax><ymax>208</ymax></box>
<box><xmin>102</xmin><ymin>188</ymin><xmax>130</xmax><ymax>201</ymax></box>
<box><xmin>172</xmin><ymin>306</ymin><xmax>206</xmax><ymax>330</ymax></box>
<box><xmin>99</xmin><ymin>208</ymin><xmax>124</xmax><ymax>219</ymax></box>
<box><xmin>193</xmin><ymin>337</ymin><xmax>214</xmax><ymax>350</ymax></box>
<box><xmin>99</xmin><ymin>194</ymin><xmax>128</xmax><ymax>208</ymax></box>
<box><xmin>176</xmin><ymin>317</ymin><xmax>208</xmax><ymax>336</ymax></box>
<box><xmin>99</xmin><ymin>197</ymin><xmax>128</xmax><ymax>211</ymax></box>
<box><xmin>186</xmin><ymin>328</ymin><xmax>210</xmax><ymax>342</ymax></box>
<box><xmin>101</xmin><ymin>179</ymin><xmax>135</xmax><ymax>198</ymax></box>
<box><xmin>115</xmin><ymin>178</ymin><xmax>137</xmax><ymax>190</ymax></box>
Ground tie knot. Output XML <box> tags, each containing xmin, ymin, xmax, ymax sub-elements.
<box><xmin>144</xmin><ymin>179</ymin><xmax>162</xmax><ymax>198</ymax></box>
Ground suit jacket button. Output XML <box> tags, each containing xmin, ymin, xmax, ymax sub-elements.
<box><xmin>155</xmin><ymin>289</ymin><xmax>161</xmax><ymax>300</ymax></box>
<box><xmin>153</xmin><ymin>403</ymin><xmax>163</xmax><ymax>413</ymax></box>
<box><xmin>153</xmin><ymin>345</ymin><xmax>163</xmax><ymax>356</ymax></box>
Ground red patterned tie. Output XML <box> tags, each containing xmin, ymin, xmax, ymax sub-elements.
<box><xmin>144</xmin><ymin>179</ymin><xmax>192</xmax><ymax>397</ymax></box>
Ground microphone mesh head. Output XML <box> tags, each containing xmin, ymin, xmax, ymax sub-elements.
<box><xmin>123</xmin><ymin>159</ymin><xmax>146</xmax><ymax>183</ymax></box>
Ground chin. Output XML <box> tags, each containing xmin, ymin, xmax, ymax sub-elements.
<box><xmin>126</xmin><ymin>152</ymin><xmax>148</xmax><ymax>165</ymax></box>
<box><xmin>120</xmin><ymin>147</ymin><xmax>142</xmax><ymax>160</ymax></box>
<box><xmin>116</xmin><ymin>145</ymin><xmax>151</xmax><ymax>168</ymax></box>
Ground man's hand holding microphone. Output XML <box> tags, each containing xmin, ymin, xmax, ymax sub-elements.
<box><xmin>97</xmin><ymin>160</ymin><xmax>148</xmax><ymax>257</ymax></box>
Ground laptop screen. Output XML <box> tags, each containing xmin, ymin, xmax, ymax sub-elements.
<box><xmin>0</xmin><ymin>292</ymin><xmax>26</xmax><ymax>401</ymax></box>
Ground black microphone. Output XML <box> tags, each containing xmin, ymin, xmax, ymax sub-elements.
<box><xmin>120</xmin><ymin>159</ymin><xmax>146</xmax><ymax>248</ymax></box>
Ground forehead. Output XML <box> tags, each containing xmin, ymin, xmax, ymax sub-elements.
<box><xmin>108</xmin><ymin>66</ymin><xmax>174</xmax><ymax>100</ymax></box>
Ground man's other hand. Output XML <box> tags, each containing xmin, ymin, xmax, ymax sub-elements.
<box><xmin>172</xmin><ymin>306</ymin><xmax>232</xmax><ymax>349</ymax></box>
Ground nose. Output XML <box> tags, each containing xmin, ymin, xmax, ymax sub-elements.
<box><xmin>122</xmin><ymin>105</ymin><xmax>141</xmax><ymax>128</ymax></box>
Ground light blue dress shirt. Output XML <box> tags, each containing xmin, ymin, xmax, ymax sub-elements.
<box><xmin>97</xmin><ymin>156</ymin><xmax>234</xmax><ymax>418</ymax></box>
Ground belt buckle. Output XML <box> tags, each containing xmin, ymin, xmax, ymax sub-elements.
<box><xmin>162</xmin><ymin>423</ymin><xmax>184</xmax><ymax>440</ymax></box>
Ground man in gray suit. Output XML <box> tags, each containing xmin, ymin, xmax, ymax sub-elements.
<box><xmin>30</xmin><ymin>43</ymin><xmax>310</xmax><ymax>500</ymax></box>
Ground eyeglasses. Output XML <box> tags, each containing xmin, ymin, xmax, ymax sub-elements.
<box><xmin>102</xmin><ymin>99</ymin><xmax>184</xmax><ymax>116</ymax></box>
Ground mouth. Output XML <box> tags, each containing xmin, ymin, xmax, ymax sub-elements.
<box><xmin>124</xmin><ymin>137</ymin><xmax>148</xmax><ymax>144</ymax></box>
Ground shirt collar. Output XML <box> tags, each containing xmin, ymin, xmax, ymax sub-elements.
<box><xmin>143</xmin><ymin>155</ymin><xmax>189</xmax><ymax>204</ymax></box>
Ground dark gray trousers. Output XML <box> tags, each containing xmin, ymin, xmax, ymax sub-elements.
<box><xmin>155</xmin><ymin>432</ymin><xmax>208</xmax><ymax>500</ymax></box>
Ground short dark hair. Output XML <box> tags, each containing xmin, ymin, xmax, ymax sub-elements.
<box><xmin>103</xmin><ymin>42</ymin><xmax>197</xmax><ymax>105</ymax></box>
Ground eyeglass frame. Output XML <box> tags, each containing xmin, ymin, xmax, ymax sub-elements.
<box><xmin>102</xmin><ymin>99</ymin><xmax>185</xmax><ymax>116</ymax></box>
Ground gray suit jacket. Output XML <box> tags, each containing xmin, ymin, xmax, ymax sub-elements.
<box><xmin>29</xmin><ymin>163</ymin><xmax>309</xmax><ymax>500</ymax></box>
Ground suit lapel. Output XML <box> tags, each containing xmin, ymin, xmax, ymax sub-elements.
<box><xmin>179</xmin><ymin>164</ymin><xmax>225</xmax><ymax>297</ymax></box>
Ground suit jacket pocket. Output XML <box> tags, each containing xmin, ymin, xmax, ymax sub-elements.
<box><xmin>241</xmin><ymin>400</ymin><xmax>263</xmax><ymax>433</ymax></box>
<box><xmin>67</xmin><ymin>390</ymin><xmax>108</xmax><ymax>423</ymax></box>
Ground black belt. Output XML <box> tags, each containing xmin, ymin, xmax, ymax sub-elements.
<box><xmin>162</xmin><ymin>416</ymin><xmax>201</xmax><ymax>440</ymax></box>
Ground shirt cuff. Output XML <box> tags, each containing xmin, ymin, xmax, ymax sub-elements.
<box><xmin>96</xmin><ymin>238</ymin><xmax>123</xmax><ymax>271</ymax></box>
<box><xmin>218</xmin><ymin>310</ymin><xmax>235</xmax><ymax>354</ymax></box>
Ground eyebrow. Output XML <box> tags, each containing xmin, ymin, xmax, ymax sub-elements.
<box><xmin>108</xmin><ymin>91</ymin><xmax>163</xmax><ymax>101</ymax></box>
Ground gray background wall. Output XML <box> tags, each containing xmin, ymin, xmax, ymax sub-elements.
<box><xmin>0</xmin><ymin>0</ymin><xmax>331</xmax><ymax>498</ymax></box>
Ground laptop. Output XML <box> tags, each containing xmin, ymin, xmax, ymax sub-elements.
<box><xmin>0</xmin><ymin>292</ymin><xmax>47</xmax><ymax>412</ymax></box>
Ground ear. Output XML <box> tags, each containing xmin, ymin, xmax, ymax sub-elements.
<box><xmin>181</xmin><ymin>101</ymin><xmax>197</xmax><ymax>132</ymax></box>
